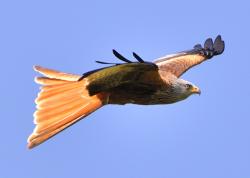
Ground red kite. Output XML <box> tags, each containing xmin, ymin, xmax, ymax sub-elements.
<box><xmin>28</xmin><ymin>35</ymin><xmax>224</xmax><ymax>148</ymax></box>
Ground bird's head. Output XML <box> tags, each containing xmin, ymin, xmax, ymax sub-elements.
<box><xmin>172</xmin><ymin>79</ymin><xmax>201</xmax><ymax>99</ymax></box>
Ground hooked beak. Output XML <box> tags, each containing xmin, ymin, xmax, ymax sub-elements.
<box><xmin>191</xmin><ymin>86</ymin><xmax>201</xmax><ymax>95</ymax></box>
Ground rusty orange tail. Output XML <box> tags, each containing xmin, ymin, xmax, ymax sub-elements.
<box><xmin>27</xmin><ymin>66</ymin><xmax>107</xmax><ymax>149</ymax></box>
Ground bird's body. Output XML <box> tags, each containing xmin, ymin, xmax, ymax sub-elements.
<box><xmin>28</xmin><ymin>35</ymin><xmax>224</xmax><ymax>148</ymax></box>
<box><xmin>86</xmin><ymin>62</ymin><xmax>166</xmax><ymax>105</ymax></box>
<box><xmin>89</xmin><ymin>65</ymin><xmax>185</xmax><ymax>105</ymax></box>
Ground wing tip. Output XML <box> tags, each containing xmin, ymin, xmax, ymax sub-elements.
<box><xmin>213</xmin><ymin>35</ymin><xmax>225</xmax><ymax>55</ymax></box>
<box><xmin>195</xmin><ymin>35</ymin><xmax>225</xmax><ymax>59</ymax></box>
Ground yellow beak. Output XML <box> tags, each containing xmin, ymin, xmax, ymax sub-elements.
<box><xmin>191</xmin><ymin>86</ymin><xmax>201</xmax><ymax>95</ymax></box>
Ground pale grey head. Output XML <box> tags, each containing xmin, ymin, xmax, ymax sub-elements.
<box><xmin>171</xmin><ymin>78</ymin><xmax>201</xmax><ymax>101</ymax></box>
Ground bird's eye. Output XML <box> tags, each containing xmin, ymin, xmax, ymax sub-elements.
<box><xmin>185</xmin><ymin>84</ymin><xmax>192</xmax><ymax>89</ymax></box>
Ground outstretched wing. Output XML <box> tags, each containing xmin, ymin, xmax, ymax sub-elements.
<box><xmin>85</xmin><ymin>62</ymin><xmax>159</xmax><ymax>96</ymax></box>
<box><xmin>154</xmin><ymin>35</ymin><xmax>225</xmax><ymax>77</ymax></box>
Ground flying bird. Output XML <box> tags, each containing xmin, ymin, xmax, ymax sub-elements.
<box><xmin>27</xmin><ymin>35</ymin><xmax>225</xmax><ymax>148</ymax></box>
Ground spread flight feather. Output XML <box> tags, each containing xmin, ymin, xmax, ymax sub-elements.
<box><xmin>28</xmin><ymin>66</ymin><xmax>106</xmax><ymax>149</ymax></box>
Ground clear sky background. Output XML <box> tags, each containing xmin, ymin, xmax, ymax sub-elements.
<box><xmin>0</xmin><ymin>0</ymin><xmax>249</xmax><ymax>178</ymax></box>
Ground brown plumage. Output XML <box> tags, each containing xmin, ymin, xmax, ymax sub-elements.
<box><xmin>27</xmin><ymin>35</ymin><xmax>224</xmax><ymax>148</ymax></box>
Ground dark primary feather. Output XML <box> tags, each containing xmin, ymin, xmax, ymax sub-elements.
<box><xmin>80</xmin><ymin>50</ymin><xmax>153</xmax><ymax>81</ymax></box>
<box><xmin>95</xmin><ymin>61</ymin><xmax>121</xmax><ymax>65</ymax></box>
<box><xmin>94</xmin><ymin>50</ymin><xmax>131</xmax><ymax>66</ymax></box>
<box><xmin>132</xmin><ymin>52</ymin><xmax>145</xmax><ymax>63</ymax></box>
<box><xmin>183</xmin><ymin>35</ymin><xmax>224</xmax><ymax>59</ymax></box>
<box><xmin>113</xmin><ymin>49</ymin><xmax>133</xmax><ymax>63</ymax></box>
<box><xmin>204</xmin><ymin>38</ymin><xmax>213</xmax><ymax>50</ymax></box>
<box><xmin>195</xmin><ymin>35</ymin><xmax>225</xmax><ymax>59</ymax></box>
<box><xmin>95</xmin><ymin>50</ymin><xmax>149</xmax><ymax>66</ymax></box>
<box><xmin>213</xmin><ymin>35</ymin><xmax>225</xmax><ymax>55</ymax></box>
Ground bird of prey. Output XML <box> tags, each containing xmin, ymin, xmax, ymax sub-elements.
<box><xmin>27</xmin><ymin>35</ymin><xmax>224</xmax><ymax>148</ymax></box>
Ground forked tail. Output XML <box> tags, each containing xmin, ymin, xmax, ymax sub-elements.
<box><xmin>27</xmin><ymin>66</ymin><xmax>107</xmax><ymax>149</ymax></box>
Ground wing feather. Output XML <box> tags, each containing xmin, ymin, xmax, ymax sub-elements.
<box><xmin>154</xmin><ymin>35</ymin><xmax>225</xmax><ymax>77</ymax></box>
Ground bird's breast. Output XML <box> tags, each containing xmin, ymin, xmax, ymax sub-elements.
<box><xmin>107</xmin><ymin>83</ymin><xmax>182</xmax><ymax>105</ymax></box>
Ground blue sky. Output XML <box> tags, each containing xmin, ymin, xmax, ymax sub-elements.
<box><xmin>1</xmin><ymin>0</ymin><xmax>249</xmax><ymax>178</ymax></box>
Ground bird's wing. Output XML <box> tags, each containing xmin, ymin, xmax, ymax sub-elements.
<box><xmin>84</xmin><ymin>62</ymin><xmax>159</xmax><ymax>96</ymax></box>
<box><xmin>154</xmin><ymin>35</ymin><xmax>225</xmax><ymax>77</ymax></box>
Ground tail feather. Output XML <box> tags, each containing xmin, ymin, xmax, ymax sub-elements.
<box><xmin>34</xmin><ymin>66</ymin><xmax>81</xmax><ymax>81</ymax></box>
<box><xmin>35</xmin><ymin>100</ymin><xmax>86</xmax><ymax>125</ymax></box>
<box><xmin>35</xmin><ymin>98</ymin><xmax>84</xmax><ymax>119</ymax></box>
<box><xmin>28</xmin><ymin>66</ymin><xmax>107</xmax><ymax>149</ymax></box>
<box><xmin>36</xmin><ymin>95</ymin><xmax>81</xmax><ymax>110</ymax></box>
<box><xmin>40</xmin><ymin>81</ymin><xmax>82</xmax><ymax>92</ymax></box>
<box><xmin>35</xmin><ymin>77</ymin><xmax>70</xmax><ymax>85</ymax></box>
<box><xmin>36</xmin><ymin>83</ymin><xmax>84</xmax><ymax>104</ymax></box>
<box><xmin>28</xmin><ymin>116</ymin><xmax>83</xmax><ymax>149</ymax></box>
<box><xmin>34</xmin><ymin>102</ymin><xmax>91</xmax><ymax>134</ymax></box>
